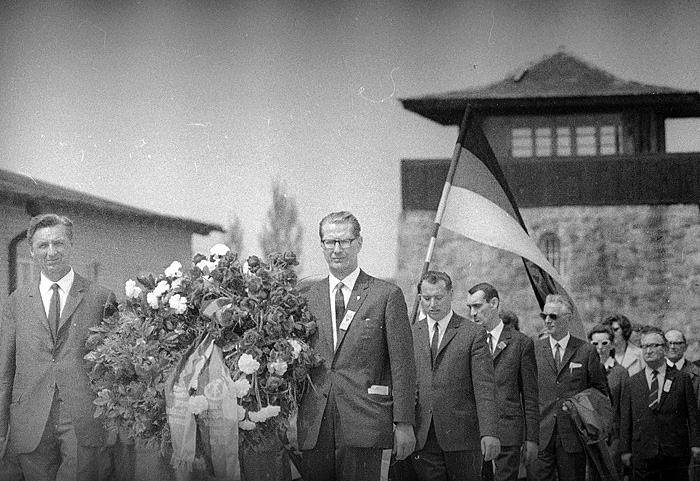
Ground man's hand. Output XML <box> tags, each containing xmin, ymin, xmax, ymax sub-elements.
<box><xmin>522</xmin><ymin>440</ymin><xmax>538</xmax><ymax>466</ymax></box>
<box><xmin>621</xmin><ymin>453</ymin><xmax>632</xmax><ymax>467</ymax></box>
<box><xmin>692</xmin><ymin>447</ymin><xmax>700</xmax><ymax>461</ymax></box>
<box><xmin>481</xmin><ymin>436</ymin><xmax>501</xmax><ymax>462</ymax></box>
<box><xmin>393</xmin><ymin>423</ymin><xmax>415</xmax><ymax>461</ymax></box>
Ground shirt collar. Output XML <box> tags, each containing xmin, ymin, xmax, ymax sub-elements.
<box><xmin>668</xmin><ymin>357</ymin><xmax>686</xmax><ymax>370</ymax></box>
<box><xmin>329</xmin><ymin>267</ymin><xmax>360</xmax><ymax>292</ymax></box>
<box><xmin>427</xmin><ymin>310</ymin><xmax>453</xmax><ymax>332</ymax></box>
<box><xmin>40</xmin><ymin>268</ymin><xmax>74</xmax><ymax>295</ymax></box>
<box><xmin>549</xmin><ymin>332</ymin><xmax>570</xmax><ymax>352</ymax></box>
<box><xmin>488</xmin><ymin>320</ymin><xmax>504</xmax><ymax>344</ymax></box>
<box><xmin>646</xmin><ymin>363</ymin><xmax>667</xmax><ymax>377</ymax></box>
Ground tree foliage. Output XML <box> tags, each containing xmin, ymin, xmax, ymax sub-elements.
<box><xmin>258</xmin><ymin>180</ymin><xmax>303</xmax><ymax>262</ymax></box>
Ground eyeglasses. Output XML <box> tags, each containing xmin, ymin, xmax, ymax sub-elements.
<box><xmin>591</xmin><ymin>341</ymin><xmax>610</xmax><ymax>347</ymax></box>
<box><xmin>612</xmin><ymin>326</ymin><xmax>622</xmax><ymax>332</ymax></box>
<box><xmin>321</xmin><ymin>238</ymin><xmax>356</xmax><ymax>249</ymax></box>
<box><xmin>640</xmin><ymin>343</ymin><xmax>665</xmax><ymax>350</ymax></box>
<box><xmin>539</xmin><ymin>313</ymin><xmax>561</xmax><ymax>321</ymax></box>
<box><xmin>668</xmin><ymin>341</ymin><xmax>686</xmax><ymax>347</ymax></box>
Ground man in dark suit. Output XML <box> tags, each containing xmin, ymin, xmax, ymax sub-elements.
<box><xmin>0</xmin><ymin>214</ymin><xmax>117</xmax><ymax>481</ymax></box>
<box><xmin>621</xmin><ymin>326</ymin><xmax>700</xmax><ymax>481</ymax></box>
<box><xmin>467</xmin><ymin>283</ymin><xmax>539</xmax><ymax>481</ymax></box>
<box><xmin>528</xmin><ymin>294</ymin><xmax>609</xmax><ymax>481</ymax></box>
<box><xmin>297</xmin><ymin>211</ymin><xmax>416</xmax><ymax>481</ymax></box>
<box><xmin>411</xmin><ymin>271</ymin><xmax>500</xmax><ymax>481</ymax></box>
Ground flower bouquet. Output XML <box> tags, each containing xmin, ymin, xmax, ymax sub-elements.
<box><xmin>84</xmin><ymin>245</ymin><xmax>323</xmax><ymax>480</ymax></box>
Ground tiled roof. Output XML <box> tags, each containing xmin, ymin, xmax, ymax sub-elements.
<box><xmin>0</xmin><ymin>168</ymin><xmax>223</xmax><ymax>235</ymax></box>
<box><xmin>400</xmin><ymin>51</ymin><xmax>700</xmax><ymax>125</ymax></box>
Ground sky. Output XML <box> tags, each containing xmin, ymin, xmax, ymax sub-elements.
<box><xmin>2</xmin><ymin>0</ymin><xmax>700</xmax><ymax>279</ymax></box>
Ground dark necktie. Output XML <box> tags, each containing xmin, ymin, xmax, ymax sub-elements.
<box><xmin>488</xmin><ymin>332</ymin><xmax>495</xmax><ymax>354</ymax></box>
<box><xmin>334</xmin><ymin>282</ymin><xmax>345</xmax><ymax>340</ymax></box>
<box><xmin>431</xmin><ymin>322</ymin><xmax>440</xmax><ymax>367</ymax></box>
<box><xmin>649</xmin><ymin>370</ymin><xmax>659</xmax><ymax>410</ymax></box>
<box><xmin>48</xmin><ymin>283</ymin><xmax>61</xmax><ymax>336</ymax></box>
<box><xmin>554</xmin><ymin>343</ymin><xmax>562</xmax><ymax>371</ymax></box>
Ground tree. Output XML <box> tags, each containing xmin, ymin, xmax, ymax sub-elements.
<box><xmin>224</xmin><ymin>213</ymin><xmax>245</xmax><ymax>256</ymax></box>
<box><xmin>258</xmin><ymin>180</ymin><xmax>304</xmax><ymax>261</ymax></box>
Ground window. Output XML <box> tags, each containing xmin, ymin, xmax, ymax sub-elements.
<box><xmin>511</xmin><ymin>128</ymin><xmax>533</xmax><ymax>157</ymax></box>
<box><xmin>575</xmin><ymin>126</ymin><xmax>597</xmax><ymax>156</ymax></box>
<box><xmin>535</xmin><ymin>127</ymin><xmax>552</xmax><ymax>157</ymax></box>
<box><xmin>599</xmin><ymin>125</ymin><xmax>619</xmax><ymax>155</ymax></box>
<box><xmin>556</xmin><ymin>127</ymin><xmax>571</xmax><ymax>156</ymax></box>
<box><xmin>538</xmin><ymin>232</ymin><xmax>561</xmax><ymax>272</ymax></box>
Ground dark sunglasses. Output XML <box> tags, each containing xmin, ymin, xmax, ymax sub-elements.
<box><xmin>539</xmin><ymin>313</ymin><xmax>559</xmax><ymax>321</ymax></box>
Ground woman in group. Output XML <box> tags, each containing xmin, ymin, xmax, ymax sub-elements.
<box><xmin>603</xmin><ymin>314</ymin><xmax>645</xmax><ymax>376</ymax></box>
<box><xmin>588</xmin><ymin>324</ymin><xmax>630</xmax><ymax>479</ymax></box>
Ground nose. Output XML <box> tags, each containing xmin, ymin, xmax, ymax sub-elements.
<box><xmin>47</xmin><ymin>243</ymin><xmax>57</xmax><ymax>255</ymax></box>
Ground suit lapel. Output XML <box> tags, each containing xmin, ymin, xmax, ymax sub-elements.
<box><xmin>28</xmin><ymin>283</ymin><xmax>54</xmax><ymax>340</ymax></box>
<box><xmin>493</xmin><ymin>325</ymin><xmax>512</xmax><ymax>359</ymax></box>
<box><xmin>314</xmin><ymin>278</ymin><xmax>334</xmax><ymax>356</ymax></box>
<box><xmin>658</xmin><ymin>367</ymin><xmax>676</xmax><ymax>410</ymax></box>
<box><xmin>58</xmin><ymin>274</ymin><xmax>86</xmax><ymax>334</ymax></box>
<box><xmin>333</xmin><ymin>270</ymin><xmax>370</xmax><ymax>359</ymax></box>
<box><xmin>436</xmin><ymin>313</ymin><xmax>461</xmax><ymax>360</ymax></box>
<box><xmin>416</xmin><ymin>319</ymin><xmax>431</xmax><ymax>370</ymax></box>
<box><xmin>559</xmin><ymin>336</ymin><xmax>581</xmax><ymax>374</ymax></box>
<box><xmin>541</xmin><ymin>339</ymin><xmax>557</xmax><ymax>374</ymax></box>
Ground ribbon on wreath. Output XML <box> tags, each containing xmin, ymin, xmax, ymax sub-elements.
<box><xmin>165</xmin><ymin>333</ymin><xmax>242</xmax><ymax>480</ymax></box>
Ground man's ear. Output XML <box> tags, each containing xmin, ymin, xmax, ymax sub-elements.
<box><xmin>489</xmin><ymin>297</ymin><xmax>499</xmax><ymax>310</ymax></box>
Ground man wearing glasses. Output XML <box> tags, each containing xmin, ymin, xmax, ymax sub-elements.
<box><xmin>621</xmin><ymin>326</ymin><xmax>700</xmax><ymax>481</ymax></box>
<box><xmin>297</xmin><ymin>211</ymin><xmax>416</xmax><ymax>481</ymax></box>
<box><xmin>528</xmin><ymin>294</ymin><xmax>608</xmax><ymax>481</ymax></box>
<box><xmin>665</xmin><ymin>329</ymin><xmax>700</xmax><ymax>405</ymax></box>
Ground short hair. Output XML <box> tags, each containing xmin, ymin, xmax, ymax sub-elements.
<box><xmin>587</xmin><ymin>324</ymin><xmax>614</xmax><ymax>342</ymax></box>
<box><xmin>319</xmin><ymin>211</ymin><xmax>361</xmax><ymax>238</ymax></box>
<box><xmin>602</xmin><ymin>314</ymin><xmax>632</xmax><ymax>342</ymax></box>
<box><xmin>544</xmin><ymin>294</ymin><xmax>574</xmax><ymax>315</ymax></box>
<box><xmin>418</xmin><ymin>271</ymin><xmax>452</xmax><ymax>293</ymax></box>
<box><xmin>641</xmin><ymin>325</ymin><xmax>666</xmax><ymax>346</ymax></box>
<box><xmin>665</xmin><ymin>329</ymin><xmax>687</xmax><ymax>343</ymax></box>
<box><xmin>27</xmin><ymin>214</ymin><xmax>74</xmax><ymax>244</ymax></box>
<box><xmin>467</xmin><ymin>282</ymin><xmax>500</xmax><ymax>302</ymax></box>
<box><xmin>501</xmin><ymin>310</ymin><xmax>520</xmax><ymax>330</ymax></box>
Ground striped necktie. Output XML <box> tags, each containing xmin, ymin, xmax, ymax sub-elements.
<box><xmin>649</xmin><ymin>370</ymin><xmax>659</xmax><ymax>410</ymax></box>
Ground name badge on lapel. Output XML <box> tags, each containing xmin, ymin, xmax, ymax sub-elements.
<box><xmin>339</xmin><ymin>310</ymin><xmax>356</xmax><ymax>331</ymax></box>
<box><xmin>664</xmin><ymin>379</ymin><xmax>672</xmax><ymax>392</ymax></box>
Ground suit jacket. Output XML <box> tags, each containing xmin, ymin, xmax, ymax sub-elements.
<box><xmin>297</xmin><ymin>270</ymin><xmax>416</xmax><ymax>450</ymax></box>
<box><xmin>491</xmin><ymin>324</ymin><xmax>540</xmax><ymax>447</ymax></box>
<box><xmin>677</xmin><ymin>359</ymin><xmax>700</xmax><ymax>410</ymax></box>
<box><xmin>535</xmin><ymin>336</ymin><xmax>609</xmax><ymax>453</ymax></box>
<box><xmin>621</xmin><ymin>367</ymin><xmax>700</xmax><ymax>459</ymax></box>
<box><xmin>0</xmin><ymin>273</ymin><xmax>116</xmax><ymax>453</ymax></box>
<box><xmin>413</xmin><ymin>313</ymin><xmax>498</xmax><ymax>452</ymax></box>
<box><xmin>605</xmin><ymin>362</ymin><xmax>630</xmax><ymax>440</ymax></box>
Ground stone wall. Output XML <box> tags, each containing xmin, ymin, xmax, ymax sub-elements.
<box><xmin>397</xmin><ymin>204</ymin><xmax>700</xmax><ymax>354</ymax></box>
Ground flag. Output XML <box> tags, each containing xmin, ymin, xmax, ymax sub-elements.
<box><xmin>440</xmin><ymin>108</ymin><xmax>583</xmax><ymax>337</ymax></box>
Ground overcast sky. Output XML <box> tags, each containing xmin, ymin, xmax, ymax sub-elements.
<box><xmin>2</xmin><ymin>0</ymin><xmax>699</xmax><ymax>279</ymax></box>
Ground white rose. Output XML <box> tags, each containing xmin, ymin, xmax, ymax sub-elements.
<box><xmin>164</xmin><ymin>261</ymin><xmax>183</xmax><ymax>278</ymax></box>
<box><xmin>169</xmin><ymin>294</ymin><xmax>188</xmax><ymax>315</ymax></box>
<box><xmin>125</xmin><ymin>279</ymin><xmax>142</xmax><ymax>299</ymax></box>
<box><xmin>288</xmin><ymin>339</ymin><xmax>303</xmax><ymax>360</ymax></box>
<box><xmin>196</xmin><ymin>259</ymin><xmax>217</xmax><ymax>273</ymax></box>
<box><xmin>237</xmin><ymin>354</ymin><xmax>260</xmax><ymax>375</ymax></box>
<box><xmin>249</xmin><ymin>405</ymin><xmax>281</xmax><ymax>423</ymax></box>
<box><xmin>188</xmin><ymin>395</ymin><xmax>208</xmax><ymax>415</ymax></box>
<box><xmin>239</xmin><ymin>419</ymin><xmax>256</xmax><ymax>430</ymax></box>
<box><xmin>153</xmin><ymin>280</ymin><xmax>169</xmax><ymax>297</ymax></box>
<box><xmin>268</xmin><ymin>359</ymin><xmax>288</xmax><ymax>376</ymax></box>
<box><xmin>261</xmin><ymin>405</ymin><xmax>280</xmax><ymax>419</ymax></box>
<box><xmin>146</xmin><ymin>292</ymin><xmax>159</xmax><ymax>309</ymax></box>
<box><xmin>237</xmin><ymin>404</ymin><xmax>247</xmax><ymax>421</ymax></box>
<box><xmin>248</xmin><ymin>410</ymin><xmax>265</xmax><ymax>423</ymax></box>
<box><xmin>231</xmin><ymin>378</ymin><xmax>251</xmax><ymax>398</ymax></box>
<box><xmin>210</xmin><ymin>243</ymin><xmax>230</xmax><ymax>258</ymax></box>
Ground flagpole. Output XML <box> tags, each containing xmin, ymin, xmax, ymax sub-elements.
<box><xmin>409</xmin><ymin>105</ymin><xmax>472</xmax><ymax>324</ymax></box>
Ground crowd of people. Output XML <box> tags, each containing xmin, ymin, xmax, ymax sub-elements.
<box><xmin>0</xmin><ymin>211</ymin><xmax>698</xmax><ymax>481</ymax></box>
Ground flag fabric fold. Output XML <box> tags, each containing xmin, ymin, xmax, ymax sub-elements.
<box><xmin>439</xmin><ymin>108</ymin><xmax>582</xmax><ymax>336</ymax></box>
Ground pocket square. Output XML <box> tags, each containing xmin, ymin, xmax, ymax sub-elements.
<box><xmin>368</xmin><ymin>385</ymin><xmax>389</xmax><ymax>395</ymax></box>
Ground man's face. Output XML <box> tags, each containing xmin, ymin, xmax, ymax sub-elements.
<box><xmin>640</xmin><ymin>333</ymin><xmax>667</xmax><ymax>368</ymax></box>
<box><xmin>420</xmin><ymin>280</ymin><xmax>453</xmax><ymax>322</ymax></box>
<box><xmin>541</xmin><ymin>300</ymin><xmax>570</xmax><ymax>340</ymax></box>
<box><xmin>665</xmin><ymin>330</ymin><xmax>687</xmax><ymax>363</ymax></box>
<box><xmin>30</xmin><ymin>224</ymin><xmax>73</xmax><ymax>281</ymax></box>
<box><xmin>467</xmin><ymin>290</ymin><xmax>499</xmax><ymax>331</ymax></box>
<box><xmin>590</xmin><ymin>332</ymin><xmax>613</xmax><ymax>362</ymax></box>
<box><xmin>320</xmin><ymin>221</ymin><xmax>362</xmax><ymax>279</ymax></box>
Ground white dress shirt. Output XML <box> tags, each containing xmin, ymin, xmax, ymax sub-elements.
<box><xmin>328</xmin><ymin>267</ymin><xmax>360</xmax><ymax>349</ymax></box>
<box><xmin>39</xmin><ymin>269</ymin><xmax>74</xmax><ymax>318</ymax></box>
<box><xmin>487</xmin><ymin>320</ymin><xmax>504</xmax><ymax>353</ymax></box>
<box><xmin>667</xmin><ymin>357</ymin><xmax>686</xmax><ymax>370</ymax></box>
<box><xmin>549</xmin><ymin>332</ymin><xmax>571</xmax><ymax>359</ymax></box>
<box><xmin>427</xmin><ymin>310</ymin><xmax>452</xmax><ymax>350</ymax></box>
